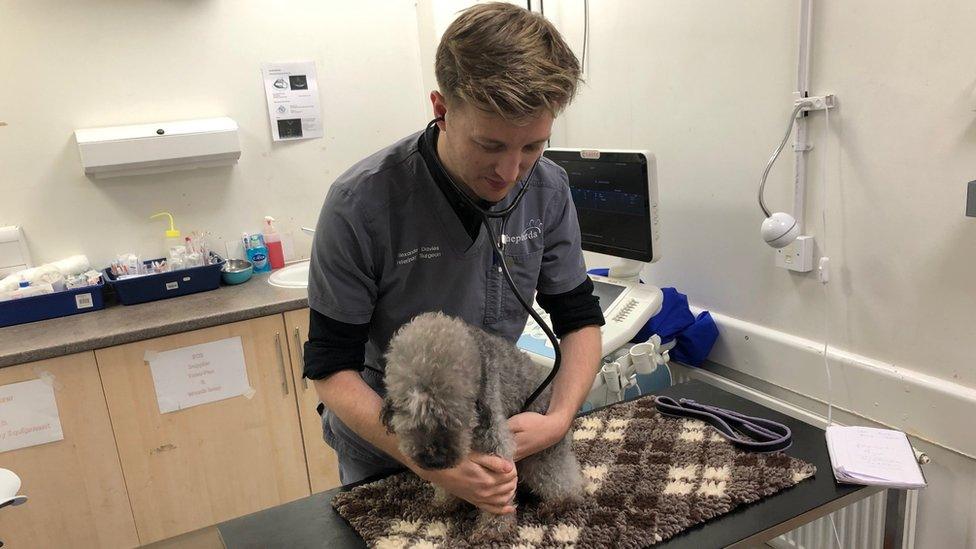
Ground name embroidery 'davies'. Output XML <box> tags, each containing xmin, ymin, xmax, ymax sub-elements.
<box><xmin>396</xmin><ymin>245</ymin><xmax>442</xmax><ymax>265</ymax></box>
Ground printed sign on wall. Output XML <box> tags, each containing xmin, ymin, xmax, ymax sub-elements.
<box><xmin>0</xmin><ymin>378</ymin><xmax>65</xmax><ymax>453</ymax></box>
<box><xmin>147</xmin><ymin>336</ymin><xmax>252</xmax><ymax>414</ymax></box>
<box><xmin>261</xmin><ymin>61</ymin><xmax>323</xmax><ymax>141</ymax></box>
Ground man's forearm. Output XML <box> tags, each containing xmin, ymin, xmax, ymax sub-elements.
<box><xmin>313</xmin><ymin>371</ymin><xmax>418</xmax><ymax>471</ymax></box>
<box><xmin>544</xmin><ymin>325</ymin><xmax>602</xmax><ymax>427</ymax></box>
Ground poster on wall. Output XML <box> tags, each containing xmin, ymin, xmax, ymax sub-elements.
<box><xmin>0</xmin><ymin>378</ymin><xmax>65</xmax><ymax>453</ymax></box>
<box><xmin>147</xmin><ymin>336</ymin><xmax>252</xmax><ymax>414</ymax></box>
<box><xmin>261</xmin><ymin>61</ymin><xmax>324</xmax><ymax>141</ymax></box>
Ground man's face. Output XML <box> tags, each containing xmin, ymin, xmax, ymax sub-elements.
<box><xmin>435</xmin><ymin>94</ymin><xmax>553</xmax><ymax>203</ymax></box>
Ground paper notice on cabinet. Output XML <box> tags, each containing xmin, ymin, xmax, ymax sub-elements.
<box><xmin>0</xmin><ymin>378</ymin><xmax>64</xmax><ymax>453</ymax></box>
<box><xmin>148</xmin><ymin>337</ymin><xmax>252</xmax><ymax>414</ymax></box>
<box><xmin>261</xmin><ymin>61</ymin><xmax>323</xmax><ymax>141</ymax></box>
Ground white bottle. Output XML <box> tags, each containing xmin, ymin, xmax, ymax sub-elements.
<box><xmin>151</xmin><ymin>212</ymin><xmax>182</xmax><ymax>263</ymax></box>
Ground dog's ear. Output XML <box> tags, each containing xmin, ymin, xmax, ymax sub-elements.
<box><xmin>379</xmin><ymin>397</ymin><xmax>395</xmax><ymax>434</ymax></box>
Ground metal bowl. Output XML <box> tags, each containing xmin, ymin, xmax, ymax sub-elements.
<box><xmin>221</xmin><ymin>259</ymin><xmax>253</xmax><ymax>285</ymax></box>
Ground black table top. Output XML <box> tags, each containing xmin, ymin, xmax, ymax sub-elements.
<box><xmin>216</xmin><ymin>379</ymin><xmax>871</xmax><ymax>548</ymax></box>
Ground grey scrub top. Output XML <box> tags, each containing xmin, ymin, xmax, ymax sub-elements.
<box><xmin>308</xmin><ymin>130</ymin><xmax>588</xmax><ymax>375</ymax></box>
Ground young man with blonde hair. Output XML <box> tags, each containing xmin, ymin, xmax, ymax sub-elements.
<box><xmin>304</xmin><ymin>2</ymin><xmax>604</xmax><ymax>516</ymax></box>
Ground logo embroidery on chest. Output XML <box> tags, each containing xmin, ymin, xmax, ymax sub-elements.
<box><xmin>504</xmin><ymin>218</ymin><xmax>543</xmax><ymax>246</ymax></box>
<box><xmin>395</xmin><ymin>244</ymin><xmax>442</xmax><ymax>265</ymax></box>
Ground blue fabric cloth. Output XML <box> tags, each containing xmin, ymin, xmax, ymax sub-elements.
<box><xmin>587</xmin><ymin>269</ymin><xmax>719</xmax><ymax>366</ymax></box>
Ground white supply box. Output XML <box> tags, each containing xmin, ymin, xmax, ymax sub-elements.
<box><xmin>75</xmin><ymin>117</ymin><xmax>241</xmax><ymax>178</ymax></box>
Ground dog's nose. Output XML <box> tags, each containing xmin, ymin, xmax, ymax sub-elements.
<box><xmin>417</xmin><ymin>449</ymin><xmax>456</xmax><ymax>470</ymax></box>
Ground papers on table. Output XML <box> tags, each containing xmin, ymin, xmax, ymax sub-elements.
<box><xmin>825</xmin><ymin>425</ymin><xmax>927</xmax><ymax>489</ymax></box>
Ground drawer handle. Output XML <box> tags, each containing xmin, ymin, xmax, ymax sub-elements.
<box><xmin>294</xmin><ymin>326</ymin><xmax>308</xmax><ymax>391</ymax></box>
<box><xmin>275</xmin><ymin>332</ymin><xmax>289</xmax><ymax>396</ymax></box>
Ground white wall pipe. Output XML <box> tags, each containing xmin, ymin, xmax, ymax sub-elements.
<box><xmin>792</xmin><ymin>0</ymin><xmax>813</xmax><ymax>234</ymax></box>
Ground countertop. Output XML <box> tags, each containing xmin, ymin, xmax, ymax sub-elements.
<box><xmin>0</xmin><ymin>273</ymin><xmax>308</xmax><ymax>369</ymax></box>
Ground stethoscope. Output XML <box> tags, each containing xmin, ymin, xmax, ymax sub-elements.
<box><xmin>423</xmin><ymin>117</ymin><xmax>560</xmax><ymax>412</ymax></box>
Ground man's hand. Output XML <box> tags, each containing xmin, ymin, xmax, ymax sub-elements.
<box><xmin>508</xmin><ymin>411</ymin><xmax>572</xmax><ymax>462</ymax></box>
<box><xmin>412</xmin><ymin>452</ymin><xmax>518</xmax><ymax>515</ymax></box>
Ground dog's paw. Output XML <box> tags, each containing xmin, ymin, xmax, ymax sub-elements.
<box><xmin>470</xmin><ymin>510</ymin><xmax>516</xmax><ymax>544</ymax></box>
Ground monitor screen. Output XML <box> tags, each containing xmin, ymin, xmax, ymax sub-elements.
<box><xmin>543</xmin><ymin>150</ymin><xmax>654</xmax><ymax>262</ymax></box>
<box><xmin>592</xmin><ymin>279</ymin><xmax>626</xmax><ymax>313</ymax></box>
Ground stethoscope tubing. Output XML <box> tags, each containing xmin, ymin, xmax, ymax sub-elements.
<box><xmin>423</xmin><ymin>118</ymin><xmax>561</xmax><ymax>412</ymax></box>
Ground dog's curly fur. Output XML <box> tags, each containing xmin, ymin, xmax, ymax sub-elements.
<box><xmin>380</xmin><ymin>312</ymin><xmax>584</xmax><ymax>538</ymax></box>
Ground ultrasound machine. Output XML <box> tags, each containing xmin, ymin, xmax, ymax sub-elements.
<box><xmin>516</xmin><ymin>148</ymin><xmax>665</xmax><ymax>405</ymax></box>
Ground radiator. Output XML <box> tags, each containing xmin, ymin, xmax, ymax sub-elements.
<box><xmin>667</xmin><ymin>364</ymin><xmax>921</xmax><ymax>549</ymax></box>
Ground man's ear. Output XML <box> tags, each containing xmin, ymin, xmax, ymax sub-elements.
<box><xmin>430</xmin><ymin>90</ymin><xmax>448</xmax><ymax>130</ymax></box>
<box><xmin>380</xmin><ymin>397</ymin><xmax>395</xmax><ymax>434</ymax></box>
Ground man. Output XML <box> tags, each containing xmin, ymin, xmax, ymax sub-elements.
<box><xmin>304</xmin><ymin>2</ymin><xmax>604</xmax><ymax>516</ymax></box>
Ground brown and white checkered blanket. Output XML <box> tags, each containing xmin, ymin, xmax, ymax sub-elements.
<box><xmin>332</xmin><ymin>395</ymin><xmax>816</xmax><ymax>548</ymax></box>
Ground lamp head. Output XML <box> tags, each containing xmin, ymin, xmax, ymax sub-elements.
<box><xmin>0</xmin><ymin>468</ymin><xmax>26</xmax><ymax>509</ymax></box>
<box><xmin>761</xmin><ymin>212</ymin><xmax>799</xmax><ymax>248</ymax></box>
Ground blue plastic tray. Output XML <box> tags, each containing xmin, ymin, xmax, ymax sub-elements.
<box><xmin>104</xmin><ymin>253</ymin><xmax>225</xmax><ymax>306</ymax></box>
<box><xmin>0</xmin><ymin>280</ymin><xmax>106</xmax><ymax>328</ymax></box>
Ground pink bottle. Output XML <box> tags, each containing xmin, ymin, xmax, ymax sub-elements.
<box><xmin>263</xmin><ymin>216</ymin><xmax>285</xmax><ymax>270</ymax></box>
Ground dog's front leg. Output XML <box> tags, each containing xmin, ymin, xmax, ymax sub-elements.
<box><xmin>430</xmin><ymin>484</ymin><xmax>463</xmax><ymax>513</ymax></box>
<box><xmin>471</xmin><ymin>509</ymin><xmax>516</xmax><ymax>544</ymax></box>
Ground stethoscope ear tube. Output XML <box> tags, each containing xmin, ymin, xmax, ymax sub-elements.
<box><xmin>423</xmin><ymin>118</ymin><xmax>559</xmax><ymax>412</ymax></box>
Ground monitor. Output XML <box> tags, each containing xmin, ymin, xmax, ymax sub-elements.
<box><xmin>543</xmin><ymin>148</ymin><xmax>660</xmax><ymax>264</ymax></box>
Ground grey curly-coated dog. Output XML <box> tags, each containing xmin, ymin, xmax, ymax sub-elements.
<box><xmin>380</xmin><ymin>312</ymin><xmax>584</xmax><ymax>538</ymax></box>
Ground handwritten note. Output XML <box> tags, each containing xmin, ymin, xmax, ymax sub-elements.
<box><xmin>825</xmin><ymin>425</ymin><xmax>926</xmax><ymax>488</ymax></box>
<box><xmin>148</xmin><ymin>337</ymin><xmax>252</xmax><ymax>414</ymax></box>
<box><xmin>0</xmin><ymin>379</ymin><xmax>64</xmax><ymax>453</ymax></box>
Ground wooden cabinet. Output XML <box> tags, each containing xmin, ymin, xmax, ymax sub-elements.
<box><xmin>95</xmin><ymin>314</ymin><xmax>310</xmax><ymax>544</ymax></box>
<box><xmin>0</xmin><ymin>353</ymin><xmax>138</xmax><ymax>548</ymax></box>
<box><xmin>283</xmin><ymin>308</ymin><xmax>341</xmax><ymax>493</ymax></box>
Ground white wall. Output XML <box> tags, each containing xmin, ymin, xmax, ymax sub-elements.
<box><xmin>4</xmin><ymin>0</ymin><xmax>975</xmax><ymax>546</ymax></box>
<box><xmin>538</xmin><ymin>1</ymin><xmax>976</xmax><ymax>547</ymax></box>
<box><xmin>0</xmin><ymin>0</ymin><xmax>428</xmax><ymax>267</ymax></box>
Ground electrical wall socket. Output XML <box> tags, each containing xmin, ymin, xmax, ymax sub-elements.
<box><xmin>775</xmin><ymin>235</ymin><xmax>814</xmax><ymax>272</ymax></box>
<box><xmin>795</xmin><ymin>94</ymin><xmax>836</xmax><ymax>112</ymax></box>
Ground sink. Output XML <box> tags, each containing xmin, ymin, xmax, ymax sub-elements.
<box><xmin>268</xmin><ymin>260</ymin><xmax>310</xmax><ymax>288</ymax></box>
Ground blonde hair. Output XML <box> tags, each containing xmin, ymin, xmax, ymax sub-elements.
<box><xmin>435</xmin><ymin>2</ymin><xmax>582</xmax><ymax>122</ymax></box>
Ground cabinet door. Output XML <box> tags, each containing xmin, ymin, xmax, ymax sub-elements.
<box><xmin>283</xmin><ymin>308</ymin><xmax>341</xmax><ymax>493</ymax></box>
<box><xmin>95</xmin><ymin>314</ymin><xmax>309</xmax><ymax>544</ymax></box>
<box><xmin>0</xmin><ymin>353</ymin><xmax>138</xmax><ymax>548</ymax></box>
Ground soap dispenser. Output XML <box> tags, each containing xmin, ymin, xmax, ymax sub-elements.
<box><xmin>247</xmin><ymin>234</ymin><xmax>271</xmax><ymax>273</ymax></box>
<box><xmin>263</xmin><ymin>216</ymin><xmax>285</xmax><ymax>270</ymax></box>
